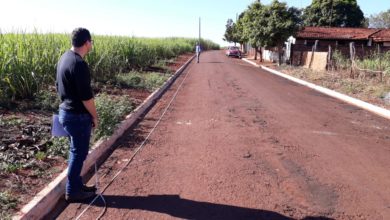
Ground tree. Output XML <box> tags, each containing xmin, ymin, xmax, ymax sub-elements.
<box><xmin>233</xmin><ymin>12</ymin><xmax>247</xmax><ymax>52</ymax></box>
<box><xmin>263</xmin><ymin>0</ymin><xmax>301</xmax><ymax>65</ymax></box>
<box><xmin>226</xmin><ymin>0</ymin><xmax>300</xmax><ymax>64</ymax></box>
<box><xmin>223</xmin><ymin>19</ymin><xmax>239</xmax><ymax>45</ymax></box>
<box><xmin>369</xmin><ymin>9</ymin><xmax>390</xmax><ymax>28</ymax></box>
<box><xmin>303</xmin><ymin>0</ymin><xmax>365</xmax><ymax>27</ymax></box>
<box><xmin>242</xmin><ymin>2</ymin><xmax>269</xmax><ymax>61</ymax></box>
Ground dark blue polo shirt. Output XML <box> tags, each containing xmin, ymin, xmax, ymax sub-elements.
<box><xmin>56</xmin><ymin>50</ymin><xmax>93</xmax><ymax>114</ymax></box>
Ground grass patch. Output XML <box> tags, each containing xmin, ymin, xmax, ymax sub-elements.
<box><xmin>0</xmin><ymin>163</ymin><xmax>21</xmax><ymax>174</ymax></box>
<box><xmin>0</xmin><ymin>191</ymin><xmax>18</xmax><ymax>220</ymax></box>
<box><xmin>34</xmin><ymin>151</ymin><xmax>46</xmax><ymax>161</ymax></box>
<box><xmin>115</xmin><ymin>71</ymin><xmax>170</xmax><ymax>91</ymax></box>
<box><xmin>116</xmin><ymin>72</ymin><xmax>143</xmax><ymax>89</ymax></box>
<box><xmin>153</xmin><ymin>59</ymin><xmax>171</xmax><ymax>70</ymax></box>
<box><xmin>47</xmin><ymin>137</ymin><xmax>69</xmax><ymax>159</ymax></box>
<box><xmin>94</xmin><ymin>93</ymin><xmax>135</xmax><ymax>140</ymax></box>
<box><xmin>33</xmin><ymin>89</ymin><xmax>60</xmax><ymax>111</ymax></box>
<box><xmin>0</xmin><ymin>116</ymin><xmax>24</xmax><ymax>127</ymax></box>
<box><xmin>278</xmin><ymin>65</ymin><xmax>390</xmax><ymax>108</ymax></box>
<box><xmin>144</xmin><ymin>72</ymin><xmax>170</xmax><ymax>91</ymax></box>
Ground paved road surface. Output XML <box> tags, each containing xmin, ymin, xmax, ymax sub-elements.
<box><xmin>57</xmin><ymin>51</ymin><xmax>390</xmax><ymax>220</ymax></box>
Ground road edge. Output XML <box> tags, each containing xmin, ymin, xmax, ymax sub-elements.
<box><xmin>13</xmin><ymin>55</ymin><xmax>195</xmax><ymax>220</ymax></box>
<box><xmin>242</xmin><ymin>58</ymin><xmax>390</xmax><ymax>120</ymax></box>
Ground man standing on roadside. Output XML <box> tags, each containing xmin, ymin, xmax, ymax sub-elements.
<box><xmin>196</xmin><ymin>42</ymin><xmax>201</xmax><ymax>63</ymax></box>
<box><xmin>56</xmin><ymin>27</ymin><xmax>98</xmax><ymax>202</ymax></box>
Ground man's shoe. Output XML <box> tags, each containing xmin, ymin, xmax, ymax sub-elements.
<box><xmin>82</xmin><ymin>184</ymin><xmax>97</xmax><ymax>192</ymax></box>
<box><xmin>65</xmin><ymin>191</ymin><xmax>96</xmax><ymax>203</ymax></box>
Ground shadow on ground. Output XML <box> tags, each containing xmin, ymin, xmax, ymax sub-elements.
<box><xmin>87</xmin><ymin>194</ymin><xmax>334</xmax><ymax>220</ymax></box>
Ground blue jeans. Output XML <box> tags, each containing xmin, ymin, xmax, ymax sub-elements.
<box><xmin>58</xmin><ymin>109</ymin><xmax>92</xmax><ymax>195</ymax></box>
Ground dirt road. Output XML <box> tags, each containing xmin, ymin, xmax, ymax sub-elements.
<box><xmin>57</xmin><ymin>51</ymin><xmax>390</xmax><ymax>219</ymax></box>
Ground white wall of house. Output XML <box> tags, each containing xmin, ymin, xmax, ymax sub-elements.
<box><xmin>243</xmin><ymin>43</ymin><xmax>286</xmax><ymax>63</ymax></box>
<box><xmin>262</xmin><ymin>50</ymin><xmax>279</xmax><ymax>62</ymax></box>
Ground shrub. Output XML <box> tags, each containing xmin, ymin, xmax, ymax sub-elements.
<box><xmin>144</xmin><ymin>72</ymin><xmax>169</xmax><ymax>91</ymax></box>
<box><xmin>332</xmin><ymin>50</ymin><xmax>350</xmax><ymax>70</ymax></box>
<box><xmin>116</xmin><ymin>72</ymin><xmax>144</xmax><ymax>89</ymax></box>
<box><xmin>94</xmin><ymin>93</ymin><xmax>134</xmax><ymax>140</ymax></box>
<box><xmin>47</xmin><ymin>137</ymin><xmax>69</xmax><ymax>159</ymax></box>
<box><xmin>34</xmin><ymin>151</ymin><xmax>46</xmax><ymax>161</ymax></box>
<box><xmin>116</xmin><ymin>71</ymin><xmax>169</xmax><ymax>91</ymax></box>
<box><xmin>0</xmin><ymin>163</ymin><xmax>21</xmax><ymax>174</ymax></box>
<box><xmin>0</xmin><ymin>191</ymin><xmax>18</xmax><ymax>220</ymax></box>
<box><xmin>33</xmin><ymin>89</ymin><xmax>60</xmax><ymax>111</ymax></box>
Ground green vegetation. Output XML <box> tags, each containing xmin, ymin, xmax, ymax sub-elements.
<box><xmin>94</xmin><ymin>70</ymin><xmax>170</xmax><ymax>140</ymax></box>
<box><xmin>369</xmin><ymin>9</ymin><xmax>390</xmax><ymax>28</ymax></box>
<box><xmin>332</xmin><ymin>50</ymin><xmax>390</xmax><ymax>79</ymax></box>
<box><xmin>332</xmin><ymin>50</ymin><xmax>351</xmax><ymax>70</ymax></box>
<box><xmin>0</xmin><ymin>163</ymin><xmax>21</xmax><ymax>174</ymax></box>
<box><xmin>0</xmin><ymin>31</ymin><xmax>219</xmax><ymax>218</ymax></box>
<box><xmin>355</xmin><ymin>52</ymin><xmax>390</xmax><ymax>76</ymax></box>
<box><xmin>0</xmin><ymin>32</ymin><xmax>219</xmax><ymax>105</ymax></box>
<box><xmin>303</xmin><ymin>0</ymin><xmax>365</xmax><ymax>27</ymax></box>
<box><xmin>143</xmin><ymin>72</ymin><xmax>170</xmax><ymax>91</ymax></box>
<box><xmin>33</xmin><ymin>89</ymin><xmax>61</xmax><ymax>111</ymax></box>
<box><xmin>224</xmin><ymin>0</ymin><xmax>300</xmax><ymax>64</ymax></box>
<box><xmin>116</xmin><ymin>71</ymin><xmax>170</xmax><ymax>91</ymax></box>
<box><xmin>94</xmin><ymin>93</ymin><xmax>135</xmax><ymax>140</ymax></box>
<box><xmin>224</xmin><ymin>0</ymin><xmax>367</xmax><ymax>52</ymax></box>
<box><xmin>279</xmin><ymin>65</ymin><xmax>390</xmax><ymax>106</ymax></box>
<box><xmin>0</xmin><ymin>116</ymin><xmax>24</xmax><ymax>127</ymax></box>
<box><xmin>0</xmin><ymin>191</ymin><xmax>18</xmax><ymax>220</ymax></box>
<box><xmin>47</xmin><ymin>137</ymin><xmax>69</xmax><ymax>159</ymax></box>
<box><xmin>34</xmin><ymin>151</ymin><xmax>46</xmax><ymax>161</ymax></box>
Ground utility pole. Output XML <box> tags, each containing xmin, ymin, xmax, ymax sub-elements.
<box><xmin>329</xmin><ymin>0</ymin><xmax>334</xmax><ymax>27</ymax></box>
<box><xmin>199</xmin><ymin>17</ymin><xmax>201</xmax><ymax>43</ymax></box>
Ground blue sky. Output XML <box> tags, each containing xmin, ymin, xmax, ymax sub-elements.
<box><xmin>0</xmin><ymin>0</ymin><xmax>389</xmax><ymax>46</ymax></box>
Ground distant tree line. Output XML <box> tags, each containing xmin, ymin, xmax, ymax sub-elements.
<box><xmin>369</xmin><ymin>9</ymin><xmax>390</xmax><ymax>28</ymax></box>
<box><xmin>224</xmin><ymin>0</ymin><xmax>390</xmax><ymax>64</ymax></box>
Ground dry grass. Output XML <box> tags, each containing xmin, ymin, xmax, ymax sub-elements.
<box><xmin>278</xmin><ymin>65</ymin><xmax>390</xmax><ymax>109</ymax></box>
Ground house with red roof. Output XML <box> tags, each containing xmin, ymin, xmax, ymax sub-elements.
<box><xmin>371</xmin><ymin>29</ymin><xmax>390</xmax><ymax>46</ymax></box>
<box><xmin>245</xmin><ymin>27</ymin><xmax>390</xmax><ymax>68</ymax></box>
<box><xmin>288</xmin><ymin>27</ymin><xmax>390</xmax><ymax>68</ymax></box>
<box><xmin>291</xmin><ymin>27</ymin><xmax>390</xmax><ymax>55</ymax></box>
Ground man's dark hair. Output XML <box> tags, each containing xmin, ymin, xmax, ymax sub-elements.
<box><xmin>71</xmin><ymin>28</ymin><xmax>91</xmax><ymax>47</ymax></box>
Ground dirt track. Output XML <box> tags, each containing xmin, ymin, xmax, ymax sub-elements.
<box><xmin>57</xmin><ymin>51</ymin><xmax>390</xmax><ymax>220</ymax></box>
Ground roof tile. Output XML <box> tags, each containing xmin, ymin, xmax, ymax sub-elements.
<box><xmin>371</xmin><ymin>29</ymin><xmax>390</xmax><ymax>42</ymax></box>
<box><xmin>296</xmin><ymin>27</ymin><xmax>381</xmax><ymax>40</ymax></box>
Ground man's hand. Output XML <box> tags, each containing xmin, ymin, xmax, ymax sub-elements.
<box><xmin>92</xmin><ymin>117</ymin><xmax>99</xmax><ymax>129</ymax></box>
<box><xmin>82</xmin><ymin>98</ymin><xmax>99</xmax><ymax>130</ymax></box>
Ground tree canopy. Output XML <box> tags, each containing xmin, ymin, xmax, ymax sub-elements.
<box><xmin>224</xmin><ymin>0</ymin><xmax>378</xmax><ymax>64</ymax></box>
<box><xmin>238</xmin><ymin>0</ymin><xmax>300</xmax><ymax>63</ymax></box>
<box><xmin>369</xmin><ymin>9</ymin><xmax>390</xmax><ymax>28</ymax></box>
<box><xmin>223</xmin><ymin>18</ymin><xmax>236</xmax><ymax>44</ymax></box>
<box><xmin>242</xmin><ymin>2</ymin><xmax>269</xmax><ymax>49</ymax></box>
<box><xmin>303</xmin><ymin>0</ymin><xmax>365</xmax><ymax>27</ymax></box>
<box><xmin>233</xmin><ymin>12</ymin><xmax>247</xmax><ymax>45</ymax></box>
<box><xmin>265</xmin><ymin>1</ymin><xmax>301</xmax><ymax>47</ymax></box>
